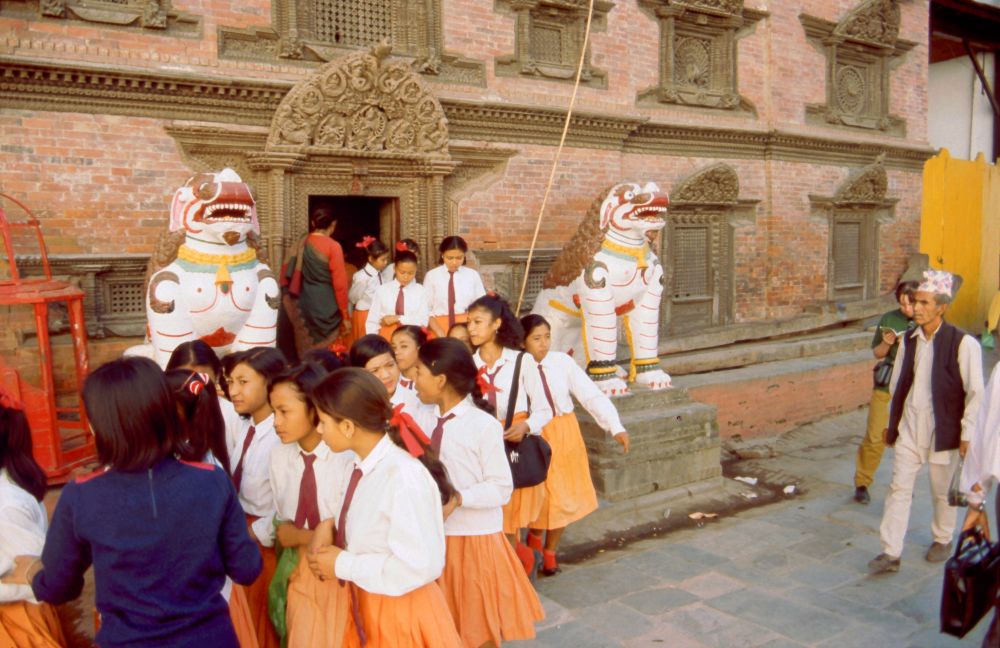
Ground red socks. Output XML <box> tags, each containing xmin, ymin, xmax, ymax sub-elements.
<box><xmin>526</xmin><ymin>532</ymin><xmax>544</xmax><ymax>552</ymax></box>
<box><xmin>514</xmin><ymin>542</ymin><xmax>535</xmax><ymax>576</ymax></box>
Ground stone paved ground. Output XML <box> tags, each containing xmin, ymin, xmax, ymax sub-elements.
<box><xmin>515</xmin><ymin>409</ymin><xmax>996</xmax><ymax>647</ymax></box>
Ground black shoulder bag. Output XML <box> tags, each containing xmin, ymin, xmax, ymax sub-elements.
<box><xmin>503</xmin><ymin>351</ymin><xmax>552</xmax><ymax>489</ymax></box>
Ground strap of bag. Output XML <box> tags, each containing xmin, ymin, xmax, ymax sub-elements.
<box><xmin>504</xmin><ymin>351</ymin><xmax>526</xmax><ymax>431</ymax></box>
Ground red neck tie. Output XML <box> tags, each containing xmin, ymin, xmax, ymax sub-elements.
<box><xmin>232</xmin><ymin>425</ymin><xmax>256</xmax><ymax>492</ymax></box>
<box><xmin>447</xmin><ymin>271</ymin><xmax>456</xmax><ymax>329</ymax></box>
<box><xmin>537</xmin><ymin>365</ymin><xmax>558</xmax><ymax>416</ymax></box>
<box><xmin>294</xmin><ymin>453</ymin><xmax>320</xmax><ymax>530</ymax></box>
<box><xmin>395</xmin><ymin>285</ymin><xmax>405</xmax><ymax>316</ymax></box>
<box><xmin>336</xmin><ymin>468</ymin><xmax>363</xmax><ymax>550</ymax></box>
<box><xmin>430</xmin><ymin>413</ymin><xmax>456</xmax><ymax>454</ymax></box>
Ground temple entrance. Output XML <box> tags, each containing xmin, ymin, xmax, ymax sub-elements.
<box><xmin>309</xmin><ymin>195</ymin><xmax>400</xmax><ymax>272</ymax></box>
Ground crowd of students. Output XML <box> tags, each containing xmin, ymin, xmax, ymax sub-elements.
<box><xmin>0</xmin><ymin>234</ymin><xmax>630</xmax><ymax>648</ymax></box>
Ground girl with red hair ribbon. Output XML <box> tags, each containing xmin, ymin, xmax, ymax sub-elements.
<box><xmin>348</xmin><ymin>237</ymin><xmax>391</xmax><ymax>346</ymax></box>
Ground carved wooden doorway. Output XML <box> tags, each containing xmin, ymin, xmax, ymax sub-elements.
<box><xmin>310</xmin><ymin>195</ymin><xmax>400</xmax><ymax>270</ymax></box>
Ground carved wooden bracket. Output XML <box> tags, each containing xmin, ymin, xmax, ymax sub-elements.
<box><xmin>1</xmin><ymin>0</ymin><xmax>200</xmax><ymax>35</ymax></box>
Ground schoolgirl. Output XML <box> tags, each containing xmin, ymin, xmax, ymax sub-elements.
<box><xmin>424</xmin><ymin>237</ymin><xmax>487</xmax><ymax>338</ymax></box>
<box><xmin>380</xmin><ymin>238</ymin><xmax>421</xmax><ymax>285</ymax></box>
<box><xmin>349</xmin><ymin>334</ymin><xmax>425</xmax><ymax>413</ymax></box>
<box><xmin>226</xmin><ymin>347</ymin><xmax>289</xmax><ymax>648</ymax></box>
<box><xmin>305</xmin><ymin>368</ymin><xmax>462</xmax><ymax>646</ymax></box>
<box><xmin>367</xmin><ymin>250</ymin><xmax>429</xmax><ymax>340</ymax></box>
<box><xmin>466</xmin><ymin>294</ymin><xmax>553</xmax><ymax>574</ymax></box>
<box><xmin>0</xmin><ymin>389</ymin><xmax>66</xmax><ymax>648</ymax></box>
<box><xmin>391</xmin><ymin>324</ymin><xmax>427</xmax><ymax>390</ymax></box>
<box><xmin>448</xmin><ymin>322</ymin><xmax>474</xmax><ymax>353</ymax></box>
<box><xmin>414</xmin><ymin>338</ymin><xmax>544</xmax><ymax>646</ymax></box>
<box><xmin>348</xmin><ymin>237</ymin><xmax>391</xmax><ymax>344</ymax></box>
<box><xmin>3</xmin><ymin>357</ymin><xmax>261</xmax><ymax>648</ymax></box>
<box><xmin>167</xmin><ymin>340</ymin><xmax>243</xmax><ymax>440</ymax></box>
<box><xmin>267</xmin><ymin>363</ymin><xmax>354</xmax><ymax>648</ymax></box>
<box><xmin>521</xmin><ymin>314</ymin><xmax>630</xmax><ymax>576</ymax></box>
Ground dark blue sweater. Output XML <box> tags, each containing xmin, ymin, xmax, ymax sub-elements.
<box><xmin>32</xmin><ymin>457</ymin><xmax>262</xmax><ymax>648</ymax></box>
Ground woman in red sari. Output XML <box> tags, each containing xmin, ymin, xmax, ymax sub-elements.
<box><xmin>280</xmin><ymin>206</ymin><xmax>351</xmax><ymax>361</ymax></box>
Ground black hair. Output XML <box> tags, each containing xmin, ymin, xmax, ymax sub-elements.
<box><xmin>394</xmin><ymin>250</ymin><xmax>419</xmax><ymax>267</ymax></box>
<box><xmin>309</xmin><ymin>206</ymin><xmax>337</xmax><ymax>232</ymax></box>
<box><xmin>267</xmin><ymin>363</ymin><xmax>329</xmax><ymax>427</ymax></box>
<box><xmin>397</xmin><ymin>238</ymin><xmax>420</xmax><ymax>254</ymax></box>
<box><xmin>438</xmin><ymin>236</ymin><xmax>468</xmax><ymax>255</ymax></box>
<box><xmin>164</xmin><ymin>369</ymin><xmax>231</xmax><ymax>474</ymax></box>
<box><xmin>228</xmin><ymin>347</ymin><xmax>289</xmax><ymax>383</ymax></box>
<box><xmin>349</xmin><ymin>334</ymin><xmax>396</xmax><ymax>368</ymax></box>
<box><xmin>895</xmin><ymin>280</ymin><xmax>920</xmax><ymax>303</ymax></box>
<box><xmin>468</xmin><ymin>293</ymin><xmax>524</xmax><ymax>350</ymax></box>
<box><xmin>312</xmin><ymin>368</ymin><xmax>455</xmax><ymax>504</ymax></box>
<box><xmin>301</xmin><ymin>348</ymin><xmax>345</xmax><ymax>373</ymax></box>
<box><xmin>392</xmin><ymin>325</ymin><xmax>428</xmax><ymax>348</ymax></box>
<box><xmin>362</xmin><ymin>239</ymin><xmax>390</xmax><ymax>261</ymax></box>
<box><xmin>520</xmin><ymin>314</ymin><xmax>551</xmax><ymax>339</ymax></box>
<box><xmin>167</xmin><ymin>340</ymin><xmax>227</xmax><ymax>398</ymax></box>
<box><xmin>83</xmin><ymin>357</ymin><xmax>181</xmax><ymax>472</ymax></box>
<box><xmin>0</xmin><ymin>402</ymin><xmax>47</xmax><ymax>502</ymax></box>
<box><xmin>418</xmin><ymin>338</ymin><xmax>494</xmax><ymax>416</ymax></box>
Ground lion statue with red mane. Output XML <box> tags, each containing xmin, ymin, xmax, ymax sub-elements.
<box><xmin>531</xmin><ymin>182</ymin><xmax>672</xmax><ymax>396</ymax></box>
<box><xmin>127</xmin><ymin>168</ymin><xmax>280</xmax><ymax>367</ymax></box>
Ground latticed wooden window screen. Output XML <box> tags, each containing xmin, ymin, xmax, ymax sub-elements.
<box><xmin>673</xmin><ymin>226</ymin><xmax>711</xmax><ymax>298</ymax></box>
<box><xmin>832</xmin><ymin>220</ymin><xmax>863</xmax><ymax>288</ymax></box>
<box><xmin>314</xmin><ymin>0</ymin><xmax>392</xmax><ymax>46</ymax></box>
<box><xmin>531</xmin><ymin>25</ymin><xmax>563</xmax><ymax>65</ymax></box>
<box><xmin>108</xmin><ymin>282</ymin><xmax>145</xmax><ymax>315</ymax></box>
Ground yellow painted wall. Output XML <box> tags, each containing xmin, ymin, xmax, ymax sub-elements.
<box><xmin>920</xmin><ymin>150</ymin><xmax>1000</xmax><ymax>332</ymax></box>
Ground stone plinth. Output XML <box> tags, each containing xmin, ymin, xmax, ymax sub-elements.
<box><xmin>576</xmin><ymin>385</ymin><xmax>721</xmax><ymax>503</ymax></box>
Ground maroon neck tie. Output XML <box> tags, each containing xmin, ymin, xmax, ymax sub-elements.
<box><xmin>232</xmin><ymin>425</ymin><xmax>256</xmax><ymax>492</ymax></box>
<box><xmin>447</xmin><ymin>271</ymin><xmax>456</xmax><ymax>329</ymax></box>
<box><xmin>395</xmin><ymin>285</ymin><xmax>405</xmax><ymax>316</ymax></box>
<box><xmin>483</xmin><ymin>367</ymin><xmax>502</xmax><ymax>411</ymax></box>
<box><xmin>430</xmin><ymin>413</ymin><xmax>456</xmax><ymax>454</ymax></box>
<box><xmin>336</xmin><ymin>467</ymin><xmax>363</xmax><ymax>549</ymax></box>
<box><xmin>537</xmin><ymin>365</ymin><xmax>558</xmax><ymax>416</ymax></box>
<box><xmin>294</xmin><ymin>453</ymin><xmax>320</xmax><ymax>530</ymax></box>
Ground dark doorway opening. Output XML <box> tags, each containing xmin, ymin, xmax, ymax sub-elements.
<box><xmin>308</xmin><ymin>195</ymin><xmax>400</xmax><ymax>272</ymax></box>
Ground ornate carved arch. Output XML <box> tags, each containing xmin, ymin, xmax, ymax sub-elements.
<box><xmin>670</xmin><ymin>162</ymin><xmax>740</xmax><ymax>205</ymax></box>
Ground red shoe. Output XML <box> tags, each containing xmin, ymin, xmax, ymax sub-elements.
<box><xmin>526</xmin><ymin>532</ymin><xmax>544</xmax><ymax>552</ymax></box>
<box><xmin>542</xmin><ymin>550</ymin><xmax>560</xmax><ymax>576</ymax></box>
<box><xmin>515</xmin><ymin>542</ymin><xmax>539</xmax><ymax>580</ymax></box>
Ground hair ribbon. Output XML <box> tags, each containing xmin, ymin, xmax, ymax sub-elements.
<box><xmin>390</xmin><ymin>403</ymin><xmax>431</xmax><ymax>458</ymax></box>
<box><xmin>355</xmin><ymin>236</ymin><xmax>376</xmax><ymax>249</ymax></box>
<box><xmin>395</xmin><ymin>241</ymin><xmax>408</xmax><ymax>252</ymax></box>
<box><xmin>475</xmin><ymin>366</ymin><xmax>502</xmax><ymax>397</ymax></box>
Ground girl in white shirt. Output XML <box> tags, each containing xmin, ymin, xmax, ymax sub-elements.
<box><xmin>424</xmin><ymin>236</ymin><xmax>487</xmax><ymax>338</ymax></box>
<box><xmin>306</xmin><ymin>368</ymin><xmax>462</xmax><ymax>647</ymax></box>
<box><xmin>267</xmin><ymin>363</ymin><xmax>354</xmax><ymax>648</ymax></box>
<box><xmin>0</xmin><ymin>393</ymin><xmax>66</xmax><ymax>648</ymax></box>
<box><xmin>467</xmin><ymin>294</ymin><xmax>553</xmax><ymax>576</ymax></box>
<box><xmin>348</xmin><ymin>237</ymin><xmax>391</xmax><ymax>346</ymax></box>
<box><xmin>380</xmin><ymin>238</ymin><xmax>421</xmax><ymax>286</ymax></box>
<box><xmin>391</xmin><ymin>325</ymin><xmax>427</xmax><ymax>390</ymax></box>
<box><xmin>366</xmin><ymin>250</ymin><xmax>429</xmax><ymax>340</ymax></box>
<box><xmin>226</xmin><ymin>347</ymin><xmax>289</xmax><ymax>648</ymax></box>
<box><xmin>167</xmin><ymin>340</ymin><xmax>244</xmax><ymax>450</ymax></box>
<box><xmin>414</xmin><ymin>338</ymin><xmax>544</xmax><ymax>647</ymax></box>
<box><xmin>521</xmin><ymin>314</ymin><xmax>630</xmax><ymax>576</ymax></box>
<box><xmin>349</xmin><ymin>334</ymin><xmax>427</xmax><ymax>415</ymax></box>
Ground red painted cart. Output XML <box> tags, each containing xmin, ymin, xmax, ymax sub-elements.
<box><xmin>0</xmin><ymin>193</ymin><xmax>95</xmax><ymax>482</ymax></box>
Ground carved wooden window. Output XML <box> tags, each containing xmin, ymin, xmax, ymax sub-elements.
<box><xmin>810</xmin><ymin>157</ymin><xmax>896</xmax><ymax>302</ymax></box>
<box><xmin>638</xmin><ymin>0</ymin><xmax>765</xmax><ymax>111</ymax></box>
<box><xmin>495</xmin><ymin>0</ymin><xmax>613</xmax><ymax>88</ymax></box>
<box><xmin>801</xmin><ymin>0</ymin><xmax>916</xmax><ymax>135</ymax></box>
<box><xmin>15</xmin><ymin>0</ymin><xmax>201</xmax><ymax>33</ymax></box>
<box><xmin>313</xmin><ymin>0</ymin><xmax>392</xmax><ymax>47</ymax></box>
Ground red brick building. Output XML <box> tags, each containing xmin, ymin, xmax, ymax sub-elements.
<box><xmin>0</xmin><ymin>0</ymin><xmax>932</xmax><ymax>373</ymax></box>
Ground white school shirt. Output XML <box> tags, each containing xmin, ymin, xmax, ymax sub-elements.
<box><xmin>888</xmin><ymin>322</ymin><xmax>983</xmax><ymax>464</ymax></box>
<box><xmin>365</xmin><ymin>280</ymin><xmax>430</xmax><ymax>335</ymax></box>
<box><xmin>961</xmin><ymin>363</ymin><xmax>1000</xmax><ymax>506</ymax></box>
<box><xmin>333</xmin><ymin>435</ymin><xmax>446</xmax><ymax>596</ymax></box>
<box><xmin>473</xmin><ymin>347</ymin><xmax>553</xmax><ymax>435</ymax></box>
<box><xmin>423</xmin><ymin>265</ymin><xmax>486</xmax><ymax>318</ymax></box>
<box><xmin>433</xmin><ymin>398</ymin><xmax>513</xmax><ymax>536</ymax></box>
<box><xmin>232</xmin><ymin>414</ymin><xmax>282</xmax><ymax>543</ymax></box>
<box><xmin>0</xmin><ymin>469</ymin><xmax>47</xmax><ymax>603</ymax></box>
<box><xmin>537</xmin><ymin>351</ymin><xmax>625</xmax><ymax>436</ymax></box>
<box><xmin>264</xmin><ymin>441</ymin><xmax>354</xmax><ymax>548</ymax></box>
<box><xmin>380</xmin><ymin>263</ymin><xmax>395</xmax><ymax>284</ymax></box>
<box><xmin>349</xmin><ymin>263</ymin><xmax>383</xmax><ymax>311</ymax></box>
<box><xmin>219</xmin><ymin>397</ymin><xmax>244</xmax><ymax>459</ymax></box>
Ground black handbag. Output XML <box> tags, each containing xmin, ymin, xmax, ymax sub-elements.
<box><xmin>873</xmin><ymin>359</ymin><xmax>893</xmax><ymax>388</ymax></box>
<box><xmin>502</xmin><ymin>351</ymin><xmax>552</xmax><ymax>489</ymax></box>
<box><xmin>940</xmin><ymin>528</ymin><xmax>1000</xmax><ymax>638</ymax></box>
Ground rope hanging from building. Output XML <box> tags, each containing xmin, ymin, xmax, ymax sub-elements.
<box><xmin>514</xmin><ymin>0</ymin><xmax>597</xmax><ymax>314</ymax></box>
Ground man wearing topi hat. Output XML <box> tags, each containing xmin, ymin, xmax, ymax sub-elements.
<box><xmin>868</xmin><ymin>269</ymin><xmax>985</xmax><ymax>574</ymax></box>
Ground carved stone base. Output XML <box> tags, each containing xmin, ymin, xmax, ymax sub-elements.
<box><xmin>577</xmin><ymin>384</ymin><xmax>721</xmax><ymax>503</ymax></box>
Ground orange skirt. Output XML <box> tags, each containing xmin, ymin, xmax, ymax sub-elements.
<box><xmin>431</xmin><ymin>313</ymin><xmax>468</xmax><ymax>338</ymax></box>
<box><xmin>350</xmin><ymin>310</ymin><xmax>368</xmax><ymax>345</ymax></box>
<box><xmin>439</xmin><ymin>534</ymin><xmax>544</xmax><ymax>647</ymax></box>
<box><xmin>378</xmin><ymin>323</ymin><xmax>400</xmax><ymax>342</ymax></box>
<box><xmin>229</xmin><ymin>583</ymin><xmax>259</xmax><ymax>648</ymax></box>
<box><xmin>0</xmin><ymin>600</ymin><xmax>66</xmax><ymax>648</ymax></box>
<box><xmin>244</xmin><ymin>534</ymin><xmax>280</xmax><ymax>648</ymax></box>
<box><xmin>286</xmin><ymin>548</ymin><xmax>354</xmax><ymax>648</ymax></box>
<box><xmin>502</xmin><ymin>484</ymin><xmax>546</xmax><ymax>535</ymax></box>
<box><xmin>356</xmin><ymin>582</ymin><xmax>461</xmax><ymax>647</ymax></box>
<box><xmin>530</xmin><ymin>413</ymin><xmax>598</xmax><ymax>530</ymax></box>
